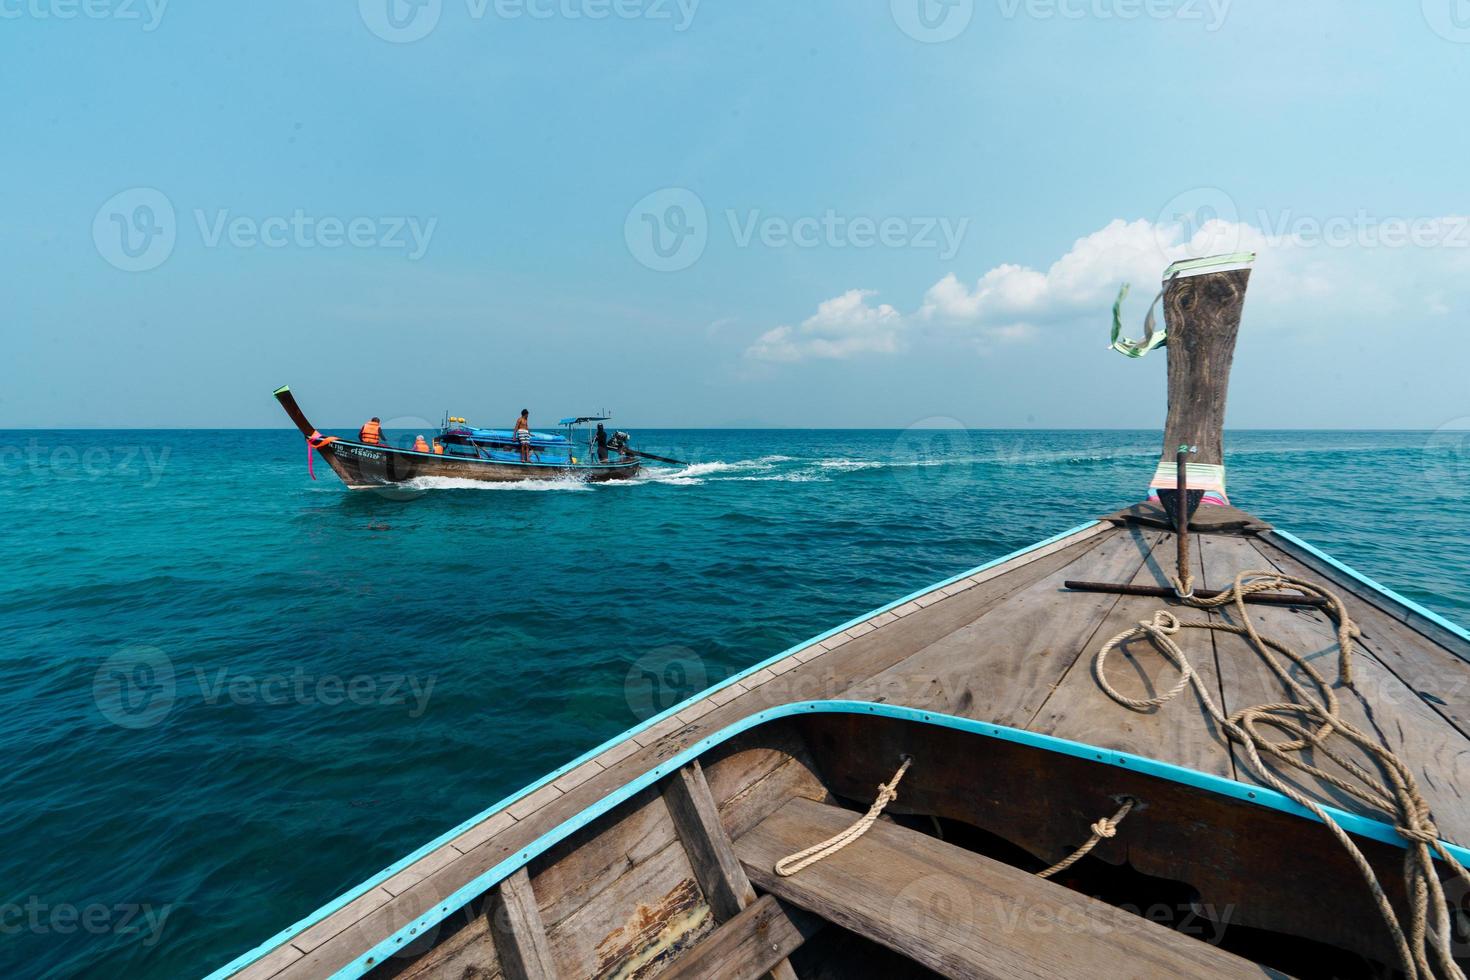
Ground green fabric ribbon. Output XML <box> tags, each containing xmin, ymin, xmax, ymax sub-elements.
<box><xmin>1109</xmin><ymin>281</ymin><xmax>1169</xmax><ymax>358</ymax></box>
<box><xmin>1110</xmin><ymin>252</ymin><xmax>1256</xmax><ymax>359</ymax></box>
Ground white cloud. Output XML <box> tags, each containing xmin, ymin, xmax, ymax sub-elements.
<box><xmin>745</xmin><ymin>213</ymin><xmax>1469</xmax><ymax>363</ymax></box>
<box><xmin>917</xmin><ymin>218</ymin><xmax>1270</xmax><ymax>330</ymax></box>
<box><xmin>746</xmin><ymin>289</ymin><xmax>904</xmax><ymax>362</ymax></box>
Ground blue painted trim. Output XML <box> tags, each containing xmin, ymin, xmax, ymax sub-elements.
<box><xmin>207</xmin><ymin>521</ymin><xmax>1103</xmax><ymax>979</ymax></box>
<box><xmin>321</xmin><ymin>701</ymin><xmax>1470</xmax><ymax>979</ymax></box>
<box><xmin>329</xmin><ymin>438</ymin><xmax>635</xmax><ymax>471</ymax></box>
<box><xmin>1272</xmin><ymin>528</ymin><xmax>1470</xmax><ymax>645</ymax></box>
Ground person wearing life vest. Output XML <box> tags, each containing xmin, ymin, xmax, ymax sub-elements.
<box><xmin>513</xmin><ymin>409</ymin><xmax>532</xmax><ymax>463</ymax></box>
<box><xmin>413</xmin><ymin>435</ymin><xmax>430</xmax><ymax>453</ymax></box>
<box><xmin>359</xmin><ymin>417</ymin><xmax>383</xmax><ymax>445</ymax></box>
<box><xmin>432</xmin><ymin>439</ymin><xmax>445</xmax><ymax>455</ymax></box>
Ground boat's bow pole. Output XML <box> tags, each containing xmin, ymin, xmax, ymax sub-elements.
<box><xmin>274</xmin><ymin>385</ymin><xmax>355</xmax><ymax>484</ymax></box>
<box><xmin>1154</xmin><ymin>251</ymin><xmax>1256</xmax><ymax>513</ymax></box>
<box><xmin>273</xmin><ymin>384</ymin><xmax>318</xmax><ymax>439</ymax></box>
<box><xmin>1063</xmin><ymin>252</ymin><xmax>1317</xmax><ymax>606</ymax></box>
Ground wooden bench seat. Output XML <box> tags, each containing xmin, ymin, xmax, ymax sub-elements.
<box><xmin>734</xmin><ymin>797</ymin><xmax>1283</xmax><ymax>979</ymax></box>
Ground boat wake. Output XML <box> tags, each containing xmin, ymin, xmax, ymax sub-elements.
<box><xmin>392</xmin><ymin>444</ymin><xmax>1186</xmax><ymax>493</ymax></box>
<box><xmin>610</xmin><ymin>455</ymin><xmax>797</xmax><ymax>486</ymax></box>
<box><xmin>615</xmin><ymin>453</ymin><xmax>976</xmax><ymax>486</ymax></box>
<box><xmin>402</xmin><ymin>476</ymin><xmax>593</xmax><ymax>492</ymax></box>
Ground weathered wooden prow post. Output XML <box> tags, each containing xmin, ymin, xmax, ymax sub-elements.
<box><xmin>1151</xmin><ymin>253</ymin><xmax>1255</xmax><ymax>594</ymax></box>
<box><xmin>1151</xmin><ymin>252</ymin><xmax>1256</xmax><ymax>519</ymax></box>
<box><xmin>1062</xmin><ymin>252</ymin><xmax>1324</xmax><ymax>606</ymax></box>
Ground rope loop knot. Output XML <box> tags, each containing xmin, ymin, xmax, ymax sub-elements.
<box><xmin>1145</xmin><ymin>609</ymin><xmax>1180</xmax><ymax>635</ymax></box>
<box><xmin>1037</xmin><ymin>798</ymin><xmax>1136</xmax><ymax>879</ymax></box>
<box><xmin>773</xmin><ymin>756</ymin><xmax>912</xmax><ymax>878</ymax></box>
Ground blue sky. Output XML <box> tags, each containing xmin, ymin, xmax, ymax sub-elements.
<box><xmin>4</xmin><ymin>1</ymin><xmax>1469</xmax><ymax>429</ymax></box>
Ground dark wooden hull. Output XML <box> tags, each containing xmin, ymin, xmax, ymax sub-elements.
<box><xmin>319</xmin><ymin>440</ymin><xmax>640</xmax><ymax>489</ymax></box>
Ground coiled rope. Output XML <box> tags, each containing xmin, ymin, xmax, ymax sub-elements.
<box><xmin>1095</xmin><ymin>569</ymin><xmax>1470</xmax><ymax>980</ymax></box>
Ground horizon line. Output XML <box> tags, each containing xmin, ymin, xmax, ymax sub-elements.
<box><xmin>0</xmin><ymin>426</ymin><xmax>1463</xmax><ymax>433</ymax></box>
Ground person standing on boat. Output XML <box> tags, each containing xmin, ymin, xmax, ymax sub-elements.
<box><xmin>358</xmin><ymin>417</ymin><xmax>383</xmax><ymax>445</ymax></box>
<box><xmin>413</xmin><ymin>435</ymin><xmax>430</xmax><ymax>453</ymax></box>
<box><xmin>595</xmin><ymin>423</ymin><xmax>609</xmax><ymax>463</ymax></box>
<box><xmin>514</xmin><ymin>409</ymin><xmax>532</xmax><ymax>463</ymax></box>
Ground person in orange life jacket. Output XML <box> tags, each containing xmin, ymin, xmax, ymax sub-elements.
<box><xmin>413</xmin><ymin>435</ymin><xmax>430</xmax><ymax>453</ymax></box>
<box><xmin>359</xmin><ymin>417</ymin><xmax>383</xmax><ymax>445</ymax></box>
<box><xmin>513</xmin><ymin>409</ymin><xmax>532</xmax><ymax>463</ymax></box>
<box><xmin>431</xmin><ymin>439</ymin><xmax>445</xmax><ymax>455</ymax></box>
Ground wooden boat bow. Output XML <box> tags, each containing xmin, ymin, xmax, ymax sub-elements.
<box><xmin>217</xmin><ymin>262</ymin><xmax>1470</xmax><ymax>979</ymax></box>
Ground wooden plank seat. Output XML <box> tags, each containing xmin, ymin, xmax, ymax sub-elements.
<box><xmin>733</xmin><ymin>797</ymin><xmax>1284</xmax><ymax>979</ymax></box>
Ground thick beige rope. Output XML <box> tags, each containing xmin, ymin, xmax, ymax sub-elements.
<box><xmin>775</xmin><ymin>757</ymin><xmax>912</xmax><ymax>876</ymax></box>
<box><xmin>1037</xmin><ymin>799</ymin><xmax>1135</xmax><ymax>879</ymax></box>
<box><xmin>1095</xmin><ymin>569</ymin><xmax>1470</xmax><ymax>980</ymax></box>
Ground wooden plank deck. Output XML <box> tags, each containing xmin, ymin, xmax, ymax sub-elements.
<box><xmin>228</xmin><ymin>514</ymin><xmax>1470</xmax><ymax>979</ymax></box>
<box><xmin>1029</xmin><ymin>530</ymin><xmax>1230</xmax><ymax>776</ymax></box>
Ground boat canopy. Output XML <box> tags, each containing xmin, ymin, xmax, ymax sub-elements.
<box><xmin>443</xmin><ymin>424</ymin><xmax>569</xmax><ymax>445</ymax></box>
<box><xmin>558</xmin><ymin>415</ymin><xmax>611</xmax><ymax>426</ymax></box>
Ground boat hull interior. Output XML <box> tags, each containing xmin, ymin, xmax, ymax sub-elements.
<box><xmin>371</xmin><ymin>710</ymin><xmax>1454</xmax><ymax>980</ymax></box>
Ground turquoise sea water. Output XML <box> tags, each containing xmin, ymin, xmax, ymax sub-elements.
<box><xmin>4</xmin><ymin>428</ymin><xmax>1469</xmax><ymax>978</ymax></box>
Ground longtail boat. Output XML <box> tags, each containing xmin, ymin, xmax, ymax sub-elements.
<box><xmin>224</xmin><ymin>255</ymin><xmax>1470</xmax><ymax>978</ymax></box>
<box><xmin>274</xmin><ymin>388</ymin><xmax>656</xmax><ymax>488</ymax></box>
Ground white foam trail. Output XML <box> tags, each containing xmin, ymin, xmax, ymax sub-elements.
<box><xmin>732</xmin><ymin>473</ymin><xmax>827</xmax><ymax>482</ymax></box>
<box><xmin>632</xmin><ymin>456</ymin><xmax>786</xmax><ymax>482</ymax></box>
<box><xmin>604</xmin><ymin>473</ymin><xmax>705</xmax><ymax>486</ymax></box>
<box><xmin>402</xmin><ymin>476</ymin><xmax>592</xmax><ymax>491</ymax></box>
<box><xmin>815</xmin><ymin>459</ymin><xmax>884</xmax><ymax>471</ymax></box>
<box><xmin>670</xmin><ymin>461</ymin><xmax>741</xmax><ymax>478</ymax></box>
